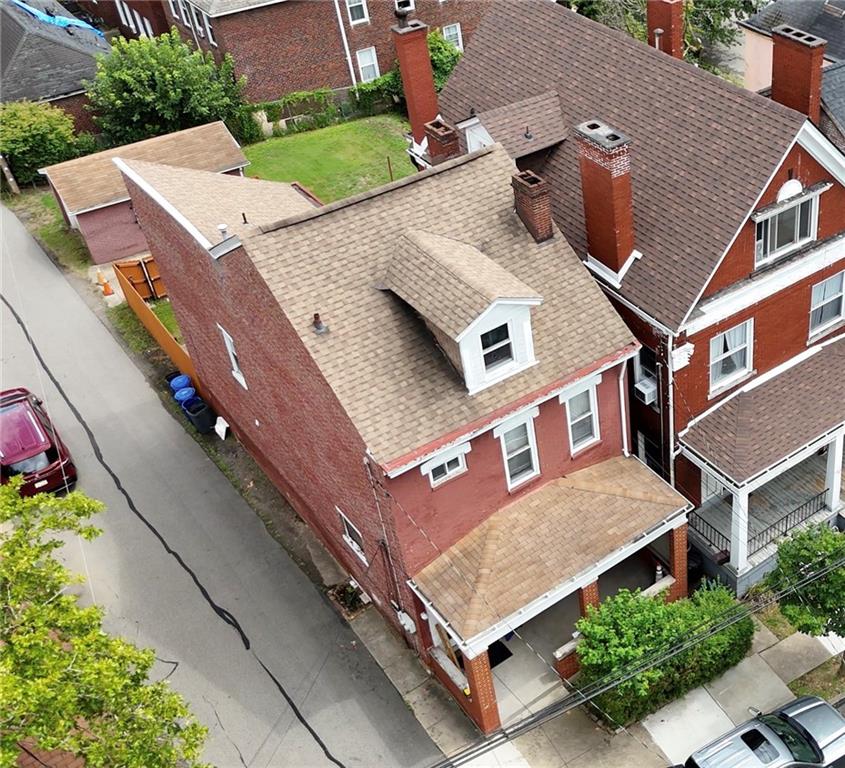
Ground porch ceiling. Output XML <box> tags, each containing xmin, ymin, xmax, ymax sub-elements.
<box><xmin>413</xmin><ymin>455</ymin><xmax>688</xmax><ymax>641</ymax></box>
<box><xmin>681</xmin><ymin>337</ymin><xmax>845</xmax><ymax>485</ymax></box>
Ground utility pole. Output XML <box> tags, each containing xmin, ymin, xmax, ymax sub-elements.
<box><xmin>0</xmin><ymin>154</ymin><xmax>20</xmax><ymax>195</ymax></box>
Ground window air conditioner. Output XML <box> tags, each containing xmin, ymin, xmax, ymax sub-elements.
<box><xmin>634</xmin><ymin>377</ymin><xmax>658</xmax><ymax>406</ymax></box>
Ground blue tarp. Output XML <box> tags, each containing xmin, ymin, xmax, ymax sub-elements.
<box><xmin>9</xmin><ymin>0</ymin><xmax>105</xmax><ymax>37</ymax></box>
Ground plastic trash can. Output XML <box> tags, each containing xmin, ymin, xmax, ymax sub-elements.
<box><xmin>181</xmin><ymin>396</ymin><xmax>203</xmax><ymax>412</ymax></box>
<box><xmin>184</xmin><ymin>398</ymin><xmax>216</xmax><ymax>434</ymax></box>
<box><xmin>174</xmin><ymin>386</ymin><xmax>196</xmax><ymax>406</ymax></box>
<box><xmin>169</xmin><ymin>374</ymin><xmax>191</xmax><ymax>394</ymax></box>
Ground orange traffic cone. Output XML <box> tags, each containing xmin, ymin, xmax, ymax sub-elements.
<box><xmin>102</xmin><ymin>280</ymin><xmax>114</xmax><ymax>297</ymax></box>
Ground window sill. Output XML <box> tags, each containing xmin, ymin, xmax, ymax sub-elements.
<box><xmin>755</xmin><ymin>238</ymin><xmax>816</xmax><ymax>271</ymax></box>
<box><xmin>350</xmin><ymin>18</ymin><xmax>370</xmax><ymax>26</ymax></box>
<box><xmin>708</xmin><ymin>369</ymin><xmax>755</xmax><ymax>401</ymax></box>
<box><xmin>343</xmin><ymin>535</ymin><xmax>368</xmax><ymax>566</ymax></box>
<box><xmin>570</xmin><ymin>436</ymin><xmax>602</xmax><ymax>459</ymax></box>
<box><xmin>430</xmin><ymin>468</ymin><xmax>468</xmax><ymax>490</ymax></box>
<box><xmin>506</xmin><ymin>470</ymin><xmax>541</xmax><ymax>495</ymax></box>
<box><xmin>808</xmin><ymin>319</ymin><xmax>845</xmax><ymax>345</ymax></box>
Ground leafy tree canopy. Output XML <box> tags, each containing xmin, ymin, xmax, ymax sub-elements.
<box><xmin>0</xmin><ymin>478</ymin><xmax>207</xmax><ymax>767</ymax></box>
<box><xmin>85</xmin><ymin>28</ymin><xmax>246</xmax><ymax>145</ymax></box>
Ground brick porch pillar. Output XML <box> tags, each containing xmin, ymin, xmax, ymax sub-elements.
<box><xmin>579</xmin><ymin>580</ymin><xmax>600</xmax><ymax>615</ymax></box>
<box><xmin>555</xmin><ymin>581</ymin><xmax>601</xmax><ymax>680</ymax></box>
<box><xmin>464</xmin><ymin>650</ymin><xmax>501</xmax><ymax>734</ymax></box>
<box><xmin>667</xmin><ymin>523</ymin><xmax>689</xmax><ymax>602</ymax></box>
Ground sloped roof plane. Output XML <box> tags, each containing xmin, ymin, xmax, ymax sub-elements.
<box><xmin>741</xmin><ymin>0</ymin><xmax>845</xmax><ymax>61</ymax></box>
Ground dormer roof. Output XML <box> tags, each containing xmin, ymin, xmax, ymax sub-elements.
<box><xmin>474</xmin><ymin>92</ymin><xmax>567</xmax><ymax>159</ymax></box>
<box><xmin>384</xmin><ymin>229</ymin><xmax>541</xmax><ymax>340</ymax></box>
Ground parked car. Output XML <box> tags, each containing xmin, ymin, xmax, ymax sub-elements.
<box><xmin>674</xmin><ymin>696</ymin><xmax>845</xmax><ymax>768</ymax></box>
<box><xmin>0</xmin><ymin>388</ymin><xmax>77</xmax><ymax>495</ymax></box>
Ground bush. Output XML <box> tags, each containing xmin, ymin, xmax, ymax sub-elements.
<box><xmin>576</xmin><ymin>583</ymin><xmax>753</xmax><ymax>724</ymax></box>
<box><xmin>0</xmin><ymin>101</ymin><xmax>81</xmax><ymax>184</ymax></box>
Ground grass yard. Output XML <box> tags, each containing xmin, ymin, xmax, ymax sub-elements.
<box><xmin>243</xmin><ymin>113</ymin><xmax>415</xmax><ymax>203</ymax></box>
<box><xmin>757</xmin><ymin>601</ymin><xmax>797</xmax><ymax>641</ymax></box>
<box><xmin>150</xmin><ymin>299</ymin><xmax>183</xmax><ymax>345</ymax></box>
<box><xmin>4</xmin><ymin>189</ymin><xmax>91</xmax><ymax>274</ymax></box>
<box><xmin>789</xmin><ymin>655</ymin><xmax>845</xmax><ymax>702</ymax></box>
<box><xmin>106</xmin><ymin>303</ymin><xmax>155</xmax><ymax>354</ymax></box>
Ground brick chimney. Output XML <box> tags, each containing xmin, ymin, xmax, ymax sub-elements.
<box><xmin>425</xmin><ymin>119</ymin><xmax>461</xmax><ymax>164</ymax></box>
<box><xmin>647</xmin><ymin>0</ymin><xmax>684</xmax><ymax>59</ymax></box>
<box><xmin>771</xmin><ymin>25</ymin><xmax>827</xmax><ymax>124</ymax></box>
<box><xmin>392</xmin><ymin>17</ymin><xmax>439</xmax><ymax>145</ymax></box>
<box><xmin>575</xmin><ymin>121</ymin><xmax>636</xmax><ymax>275</ymax></box>
<box><xmin>512</xmin><ymin>170</ymin><xmax>553</xmax><ymax>243</ymax></box>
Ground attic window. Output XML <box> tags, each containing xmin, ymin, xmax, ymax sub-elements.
<box><xmin>481</xmin><ymin>324</ymin><xmax>513</xmax><ymax>370</ymax></box>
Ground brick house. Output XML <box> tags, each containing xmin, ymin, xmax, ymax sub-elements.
<box><xmin>155</xmin><ymin>0</ymin><xmax>486</xmax><ymax>102</ymax></box>
<box><xmin>117</xmin><ymin>116</ymin><xmax>689</xmax><ymax>730</ymax></box>
<box><xmin>412</xmin><ymin>0</ymin><xmax>845</xmax><ymax>595</ymax></box>
<box><xmin>75</xmin><ymin>0</ymin><xmax>170</xmax><ymax>40</ymax></box>
<box><xmin>41</xmin><ymin>122</ymin><xmax>247</xmax><ymax>264</ymax></box>
<box><xmin>1</xmin><ymin>0</ymin><xmax>110</xmax><ymax>133</ymax></box>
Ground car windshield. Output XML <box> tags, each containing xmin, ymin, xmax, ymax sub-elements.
<box><xmin>684</xmin><ymin>759</ymin><xmax>701</xmax><ymax>768</ymax></box>
<box><xmin>8</xmin><ymin>451</ymin><xmax>50</xmax><ymax>475</ymax></box>
<box><xmin>759</xmin><ymin>715</ymin><xmax>821</xmax><ymax>763</ymax></box>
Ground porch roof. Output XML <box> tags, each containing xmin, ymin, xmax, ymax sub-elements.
<box><xmin>681</xmin><ymin>336</ymin><xmax>845</xmax><ymax>486</ymax></box>
<box><xmin>412</xmin><ymin>455</ymin><xmax>688</xmax><ymax>642</ymax></box>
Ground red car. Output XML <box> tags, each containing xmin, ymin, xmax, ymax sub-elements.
<box><xmin>0</xmin><ymin>388</ymin><xmax>77</xmax><ymax>495</ymax></box>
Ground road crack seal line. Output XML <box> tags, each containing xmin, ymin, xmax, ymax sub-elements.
<box><xmin>203</xmin><ymin>695</ymin><xmax>249</xmax><ymax>768</ymax></box>
<box><xmin>1</xmin><ymin>293</ymin><xmax>348</xmax><ymax>768</ymax></box>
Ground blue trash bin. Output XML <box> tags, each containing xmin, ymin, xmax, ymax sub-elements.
<box><xmin>174</xmin><ymin>386</ymin><xmax>196</xmax><ymax>406</ymax></box>
<box><xmin>170</xmin><ymin>374</ymin><xmax>191</xmax><ymax>394</ymax></box>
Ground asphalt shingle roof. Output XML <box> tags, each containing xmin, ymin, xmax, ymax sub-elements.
<box><xmin>476</xmin><ymin>92</ymin><xmax>567</xmax><ymax>159</ymax></box>
<box><xmin>742</xmin><ymin>0</ymin><xmax>845</xmax><ymax>61</ymax></box>
<box><xmin>183</xmin><ymin>0</ymin><xmax>284</xmax><ymax>17</ymax></box>
<box><xmin>822</xmin><ymin>61</ymin><xmax>845</xmax><ymax>149</ymax></box>
<box><xmin>438</xmin><ymin>0</ymin><xmax>808</xmax><ymax>331</ymax></box>
<box><xmin>1</xmin><ymin>0</ymin><xmax>109</xmax><ymax>102</ymax></box>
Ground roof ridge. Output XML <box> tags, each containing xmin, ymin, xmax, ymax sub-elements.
<box><xmin>463</xmin><ymin>519</ymin><xmax>505</xmax><ymax>636</ymax></box>
<box><xmin>258</xmin><ymin>145</ymin><xmax>499</xmax><ymax>234</ymax></box>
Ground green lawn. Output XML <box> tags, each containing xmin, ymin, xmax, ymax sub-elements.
<box><xmin>243</xmin><ymin>114</ymin><xmax>415</xmax><ymax>203</ymax></box>
<box><xmin>150</xmin><ymin>299</ymin><xmax>182</xmax><ymax>344</ymax></box>
<box><xmin>106</xmin><ymin>303</ymin><xmax>155</xmax><ymax>354</ymax></box>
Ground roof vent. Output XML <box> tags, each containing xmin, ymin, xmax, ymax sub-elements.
<box><xmin>524</xmin><ymin>126</ymin><xmax>533</xmax><ymax>140</ymax></box>
<box><xmin>217</xmin><ymin>223</ymin><xmax>229</xmax><ymax>241</ymax></box>
<box><xmin>313</xmin><ymin>313</ymin><xmax>329</xmax><ymax>335</ymax></box>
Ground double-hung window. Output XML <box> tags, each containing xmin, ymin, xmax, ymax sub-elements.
<box><xmin>167</xmin><ymin>0</ymin><xmax>179</xmax><ymax>19</ymax></box>
<box><xmin>564</xmin><ymin>385</ymin><xmax>600</xmax><ymax>453</ymax></box>
<box><xmin>709</xmin><ymin>320</ymin><xmax>753</xmax><ymax>392</ymax></box>
<box><xmin>178</xmin><ymin>0</ymin><xmax>192</xmax><ymax>28</ymax></box>
<box><xmin>442</xmin><ymin>23</ymin><xmax>463</xmax><ymax>50</ymax></box>
<box><xmin>480</xmin><ymin>323</ymin><xmax>513</xmax><ymax>371</ymax></box>
<box><xmin>204</xmin><ymin>12</ymin><xmax>216</xmax><ymax>45</ymax></box>
<box><xmin>337</xmin><ymin>507</ymin><xmax>367</xmax><ymax>564</ymax></box>
<box><xmin>421</xmin><ymin>444</ymin><xmax>470</xmax><ymax>488</ymax></box>
<box><xmin>346</xmin><ymin>0</ymin><xmax>368</xmax><ymax>24</ymax></box>
<box><xmin>190</xmin><ymin>4</ymin><xmax>205</xmax><ymax>37</ymax></box>
<box><xmin>755</xmin><ymin>197</ymin><xmax>816</xmax><ymax>266</ymax></box>
<box><xmin>495</xmin><ymin>409</ymin><xmax>539</xmax><ymax>490</ymax></box>
<box><xmin>218</xmin><ymin>324</ymin><xmax>247</xmax><ymax>389</ymax></box>
<box><xmin>356</xmin><ymin>47</ymin><xmax>379</xmax><ymax>83</ymax></box>
<box><xmin>809</xmin><ymin>271</ymin><xmax>844</xmax><ymax>336</ymax></box>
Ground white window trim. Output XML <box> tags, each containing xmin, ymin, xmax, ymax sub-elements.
<box><xmin>178</xmin><ymin>0</ymin><xmax>192</xmax><ymax>28</ymax></box>
<box><xmin>337</xmin><ymin>507</ymin><xmax>368</xmax><ymax>564</ymax></box>
<box><xmin>346</xmin><ymin>0</ymin><xmax>369</xmax><ymax>25</ymax></box>
<box><xmin>217</xmin><ymin>324</ymin><xmax>247</xmax><ymax>390</ymax></box>
<box><xmin>167</xmin><ymin>0</ymin><xmax>179</xmax><ymax>19</ymax></box>
<box><xmin>204</xmin><ymin>11</ymin><xmax>216</xmax><ymax>45</ymax></box>
<box><xmin>561</xmin><ymin>382</ymin><xmax>601</xmax><ymax>456</ymax></box>
<box><xmin>808</xmin><ymin>270</ymin><xmax>845</xmax><ymax>339</ymax></box>
<box><xmin>493</xmin><ymin>407</ymin><xmax>540</xmax><ymax>491</ymax></box>
<box><xmin>395</xmin><ymin>0</ymin><xmax>414</xmax><ymax>10</ymax></box>
<box><xmin>708</xmin><ymin>319</ymin><xmax>754</xmax><ymax>396</ymax></box>
<box><xmin>355</xmin><ymin>47</ymin><xmax>379</xmax><ymax>82</ymax></box>
<box><xmin>189</xmin><ymin>3</ymin><xmax>205</xmax><ymax>36</ymax></box>
<box><xmin>442</xmin><ymin>22</ymin><xmax>463</xmax><ymax>51</ymax></box>
<box><xmin>420</xmin><ymin>443</ymin><xmax>471</xmax><ymax>488</ymax></box>
<box><xmin>142</xmin><ymin>15</ymin><xmax>153</xmax><ymax>37</ymax></box>
<box><xmin>754</xmin><ymin>194</ymin><xmax>819</xmax><ymax>268</ymax></box>
<box><xmin>633</xmin><ymin>347</ymin><xmax>657</xmax><ymax>384</ymax></box>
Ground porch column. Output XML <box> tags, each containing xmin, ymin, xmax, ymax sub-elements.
<box><xmin>825</xmin><ymin>433</ymin><xmax>843</xmax><ymax>512</ymax></box>
<box><xmin>578</xmin><ymin>580</ymin><xmax>600</xmax><ymax>616</ymax></box>
<box><xmin>730</xmin><ymin>488</ymin><xmax>750</xmax><ymax>572</ymax></box>
<box><xmin>464</xmin><ymin>651</ymin><xmax>501</xmax><ymax>734</ymax></box>
<box><xmin>554</xmin><ymin>582</ymin><xmax>600</xmax><ymax>680</ymax></box>
<box><xmin>667</xmin><ymin>523</ymin><xmax>689</xmax><ymax>602</ymax></box>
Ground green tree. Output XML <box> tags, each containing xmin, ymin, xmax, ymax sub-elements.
<box><xmin>0</xmin><ymin>101</ymin><xmax>86</xmax><ymax>185</ymax></box>
<box><xmin>0</xmin><ymin>479</ymin><xmax>208</xmax><ymax>767</ymax></box>
<box><xmin>85</xmin><ymin>28</ymin><xmax>246</xmax><ymax>145</ymax></box>
<box><xmin>768</xmin><ymin>524</ymin><xmax>845</xmax><ymax>675</ymax></box>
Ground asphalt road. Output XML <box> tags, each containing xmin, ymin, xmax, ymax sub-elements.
<box><xmin>1</xmin><ymin>204</ymin><xmax>440</xmax><ymax>768</ymax></box>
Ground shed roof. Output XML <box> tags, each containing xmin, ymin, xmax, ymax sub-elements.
<box><xmin>42</xmin><ymin>122</ymin><xmax>247</xmax><ymax>214</ymax></box>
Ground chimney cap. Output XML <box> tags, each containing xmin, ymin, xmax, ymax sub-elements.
<box><xmin>771</xmin><ymin>25</ymin><xmax>827</xmax><ymax>48</ymax></box>
<box><xmin>574</xmin><ymin>120</ymin><xmax>631</xmax><ymax>151</ymax></box>
<box><xmin>391</xmin><ymin>17</ymin><xmax>427</xmax><ymax>35</ymax></box>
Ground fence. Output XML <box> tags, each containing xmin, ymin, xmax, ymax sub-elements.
<box><xmin>689</xmin><ymin>511</ymin><xmax>731</xmax><ymax>558</ymax></box>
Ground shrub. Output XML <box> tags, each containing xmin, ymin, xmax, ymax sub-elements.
<box><xmin>0</xmin><ymin>101</ymin><xmax>80</xmax><ymax>184</ymax></box>
<box><xmin>576</xmin><ymin>583</ymin><xmax>753</xmax><ymax>724</ymax></box>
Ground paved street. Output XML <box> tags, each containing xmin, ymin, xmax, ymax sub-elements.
<box><xmin>1</xmin><ymin>205</ymin><xmax>440</xmax><ymax>768</ymax></box>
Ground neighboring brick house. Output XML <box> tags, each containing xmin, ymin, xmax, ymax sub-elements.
<box><xmin>740</xmin><ymin>0</ymin><xmax>843</xmax><ymax>91</ymax></box>
<box><xmin>1</xmin><ymin>0</ymin><xmax>109</xmax><ymax>133</ymax></box>
<box><xmin>156</xmin><ymin>0</ymin><xmax>486</xmax><ymax>102</ymax></box>
<box><xmin>41</xmin><ymin>122</ymin><xmax>247</xmax><ymax>264</ymax></box>
<box><xmin>117</xmin><ymin>128</ymin><xmax>690</xmax><ymax>731</ymax></box>
<box><xmin>75</xmin><ymin>0</ymin><xmax>169</xmax><ymax>39</ymax></box>
<box><xmin>397</xmin><ymin>0</ymin><xmax>845</xmax><ymax>595</ymax></box>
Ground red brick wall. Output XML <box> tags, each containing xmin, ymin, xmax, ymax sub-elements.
<box><xmin>124</xmin><ymin>175</ymin><xmax>416</xmax><ymax>638</ymax></box>
<box><xmin>77</xmin><ymin>0</ymin><xmax>169</xmax><ymax>38</ymax></box>
<box><xmin>51</xmin><ymin>93</ymin><xmax>97</xmax><ymax>134</ymax></box>
<box><xmin>703</xmin><ymin>144</ymin><xmax>845</xmax><ymax>298</ymax></box>
<box><xmin>76</xmin><ymin>202</ymin><xmax>149</xmax><ymax>264</ymax></box>
<box><xmin>387</xmin><ymin>365</ymin><xmax>627</xmax><ymax>575</ymax></box>
<box><xmin>674</xmin><ymin>454</ymin><xmax>702</xmax><ymax>507</ymax></box>
<box><xmin>163</xmin><ymin>0</ymin><xmax>486</xmax><ymax>102</ymax></box>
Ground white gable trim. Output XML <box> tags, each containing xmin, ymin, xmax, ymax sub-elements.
<box><xmin>454</xmin><ymin>297</ymin><xmax>543</xmax><ymax>343</ymax></box>
<box><xmin>207</xmin><ymin>0</ymin><xmax>287</xmax><ymax>17</ymax></box>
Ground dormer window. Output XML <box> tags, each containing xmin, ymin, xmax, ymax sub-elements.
<box><xmin>753</xmin><ymin>181</ymin><xmax>823</xmax><ymax>267</ymax></box>
<box><xmin>481</xmin><ymin>324</ymin><xmax>513</xmax><ymax>370</ymax></box>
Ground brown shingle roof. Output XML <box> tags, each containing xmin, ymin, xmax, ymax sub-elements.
<box><xmin>413</xmin><ymin>455</ymin><xmax>689</xmax><ymax>640</ymax></box>
<box><xmin>43</xmin><ymin>122</ymin><xmax>247</xmax><ymax>214</ymax></box>
<box><xmin>384</xmin><ymin>229</ymin><xmax>542</xmax><ymax>340</ymax></box>
<box><xmin>476</xmin><ymin>91</ymin><xmax>567</xmax><ymax>159</ymax></box>
<box><xmin>438</xmin><ymin>0</ymin><xmax>807</xmax><ymax>330</ymax></box>
<box><xmin>681</xmin><ymin>336</ymin><xmax>845</xmax><ymax>484</ymax></box>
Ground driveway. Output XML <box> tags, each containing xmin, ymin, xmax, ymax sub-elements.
<box><xmin>1</xmin><ymin>205</ymin><xmax>439</xmax><ymax>768</ymax></box>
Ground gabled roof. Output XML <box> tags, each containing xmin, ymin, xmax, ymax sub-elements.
<box><xmin>821</xmin><ymin>61</ymin><xmax>845</xmax><ymax>151</ymax></box>
<box><xmin>1</xmin><ymin>0</ymin><xmax>109</xmax><ymax>103</ymax></box>
<box><xmin>438</xmin><ymin>0</ymin><xmax>808</xmax><ymax>330</ymax></box>
<box><xmin>124</xmin><ymin>146</ymin><xmax>635</xmax><ymax>466</ymax></box>
<box><xmin>741</xmin><ymin>0</ymin><xmax>845</xmax><ymax>61</ymax></box>
<box><xmin>42</xmin><ymin>122</ymin><xmax>248</xmax><ymax>214</ymax></box>
<box><xmin>384</xmin><ymin>229</ymin><xmax>541</xmax><ymax>340</ymax></box>
<box><xmin>475</xmin><ymin>92</ymin><xmax>567</xmax><ymax>159</ymax></box>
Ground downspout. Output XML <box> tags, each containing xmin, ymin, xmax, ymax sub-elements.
<box><xmin>618</xmin><ymin>362</ymin><xmax>630</xmax><ymax>457</ymax></box>
<box><xmin>333</xmin><ymin>0</ymin><xmax>358</xmax><ymax>88</ymax></box>
<box><xmin>667</xmin><ymin>333</ymin><xmax>676</xmax><ymax>487</ymax></box>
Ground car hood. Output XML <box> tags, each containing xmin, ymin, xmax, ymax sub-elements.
<box><xmin>0</xmin><ymin>402</ymin><xmax>50</xmax><ymax>464</ymax></box>
<box><xmin>695</xmin><ymin>722</ymin><xmax>791</xmax><ymax>768</ymax></box>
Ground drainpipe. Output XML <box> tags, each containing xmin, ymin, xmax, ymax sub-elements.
<box><xmin>333</xmin><ymin>0</ymin><xmax>358</xmax><ymax>88</ymax></box>
<box><xmin>667</xmin><ymin>333</ymin><xmax>676</xmax><ymax>487</ymax></box>
<box><xmin>618</xmin><ymin>362</ymin><xmax>630</xmax><ymax>457</ymax></box>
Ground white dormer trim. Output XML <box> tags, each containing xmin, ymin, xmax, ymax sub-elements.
<box><xmin>454</xmin><ymin>297</ymin><xmax>542</xmax><ymax>342</ymax></box>
<box><xmin>584</xmin><ymin>249</ymin><xmax>642</xmax><ymax>289</ymax></box>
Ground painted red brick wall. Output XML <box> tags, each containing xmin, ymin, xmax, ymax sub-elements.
<box><xmin>77</xmin><ymin>0</ymin><xmax>169</xmax><ymax>38</ymax></box>
<box><xmin>51</xmin><ymin>92</ymin><xmax>97</xmax><ymax>134</ymax></box>
<box><xmin>703</xmin><ymin>144</ymin><xmax>845</xmax><ymax>298</ymax></box>
<box><xmin>674</xmin><ymin>454</ymin><xmax>702</xmax><ymax>507</ymax></box>
<box><xmin>76</xmin><ymin>202</ymin><xmax>149</xmax><ymax>264</ymax></box>
<box><xmin>163</xmin><ymin>0</ymin><xmax>486</xmax><ymax>102</ymax></box>
<box><xmin>387</xmin><ymin>366</ymin><xmax>627</xmax><ymax>575</ymax></box>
